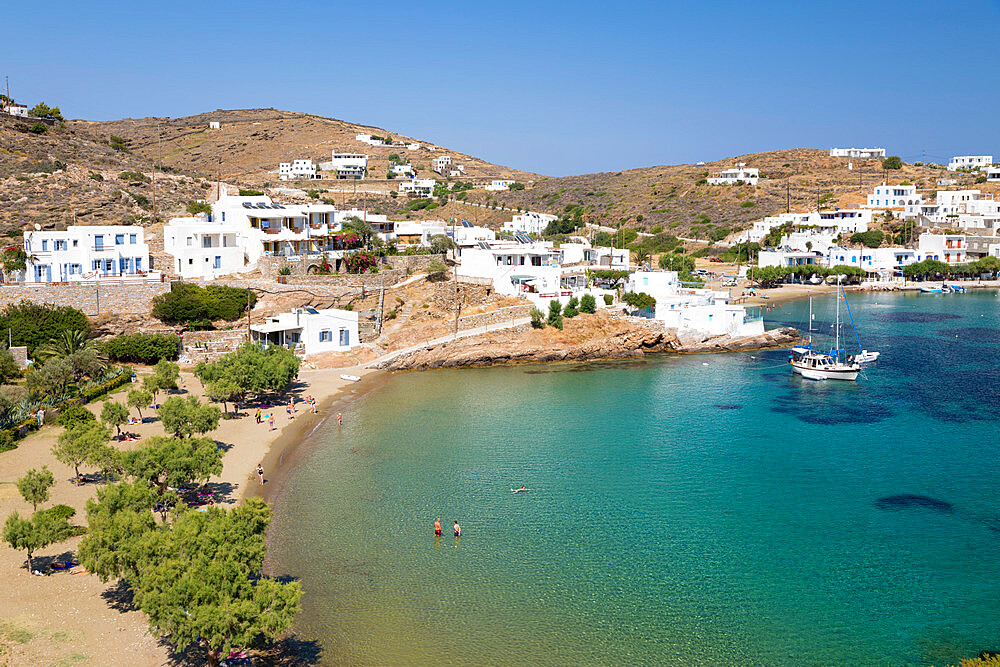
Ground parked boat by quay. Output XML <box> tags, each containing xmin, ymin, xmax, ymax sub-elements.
<box><xmin>788</xmin><ymin>282</ymin><xmax>874</xmax><ymax>382</ymax></box>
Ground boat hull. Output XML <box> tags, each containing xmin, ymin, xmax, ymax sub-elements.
<box><xmin>791</xmin><ymin>362</ymin><xmax>859</xmax><ymax>381</ymax></box>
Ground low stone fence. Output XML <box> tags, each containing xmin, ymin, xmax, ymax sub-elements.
<box><xmin>180</xmin><ymin>329</ymin><xmax>247</xmax><ymax>364</ymax></box>
<box><xmin>256</xmin><ymin>253</ymin><xmax>445</xmax><ymax>278</ymax></box>
<box><xmin>0</xmin><ymin>281</ymin><xmax>172</xmax><ymax>316</ymax></box>
<box><xmin>384</xmin><ymin>254</ymin><xmax>446</xmax><ymax>273</ymax></box>
<box><xmin>283</xmin><ymin>269</ymin><xmax>407</xmax><ymax>288</ymax></box>
<box><xmin>457</xmin><ymin>304</ymin><xmax>533</xmax><ymax>331</ymax></box>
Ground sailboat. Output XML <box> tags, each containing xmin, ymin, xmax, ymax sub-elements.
<box><xmin>789</xmin><ymin>280</ymin><xmax>874</xmax><ymax>381</ymax></box>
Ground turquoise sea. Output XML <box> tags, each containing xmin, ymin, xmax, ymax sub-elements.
<box><xmin>267</xmin><ymin>290</ymin><xmax>1000</xmax><ymax>666</ymax></box>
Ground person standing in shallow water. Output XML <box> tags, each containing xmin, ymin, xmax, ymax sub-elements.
<box><xmin>453</xmin><ymin>521</ymin><xmax>461</xmax><ymax>537</ymax></box>
<box><xmin>434</xmin><ymin>518</ymin><xmax>442</xmax><ymax>536</ymax></box>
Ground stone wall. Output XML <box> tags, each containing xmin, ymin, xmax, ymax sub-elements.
<box><xmin>256</xmin><ymin>253</ymin><xmax>446</xmax><ymax>279</ymax></box>
<box><xmin>457</xmin><ymin>305</ymin><xmax>532</xmax><ymax>331</ymax></box>
<box><xmin>283</xmin><ymin>270</ymin><xmax>407</xmax><ymax>288</ymax></box>
<box><xmin>0</xmin><ymin>282</ymin><xmax>172</xmax><ymax>316</ymax></box>
<box><xmin>384</xmin><ymin>254</ymin><xmax>447</xmax><ymax>273</ymax></box>
<box><xmin>430</xmin><ymin>281</ymin><xmax>494</xmax><ymax>311</ymax></box>
<box><xmin>179</xmin><ymin>329</ymin><xmax>247</xmax><ymax>364</ymax></box>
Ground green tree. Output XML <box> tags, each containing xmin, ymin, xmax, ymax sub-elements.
<box><xmin>28</xmin><ymin>102</ymin><xmax>64</xmax><ymax>121</ymax></box>
<box><xmin>101</xmin><ymin>400</ymin><xmax>130</xmax><ymax>437</ymax></box>
<box><xmin>530</xmin><ymin>307</ymin><xmax>545</xmax><ymax>329</ymax></box>
<box><xmin>52</xmin><ymin>421</ymin><xmax>111</xmax><ymax>484</ymax></box>
<box><xmin>579</xmin><ymin>294</ymin><xmax>597</xmax><ymax>314</ymax></box>
<box><xmin>428</xmin><ymin>235</ymin><xmax>456</xmax><ymax>255</ymax></box>
<box><xmin>185</xmin><ymin>200</ymin><xmax>212</xmax><ymax>216</ymax></box>
<box><xmin>634</xmin><ymin>248</ymin><xmax>652</xmax><ymax>267</ymax></box>
<box><xmin>78</xmin><ymin>480</ymin><xmax>160</xmax><ymax>581</ymax></box>
<box><xmin>0</xmin><ymin>245</ymin><xmax>30</xmax><ymax>278</ymax></box>
<box><xmin>0</xmin><ymin>301</ymin><xmax>89</xmax><ymax>358</ymax></box>
<box><xmin>121</xmin><ymin>435</ymin><xmax>223</xmax><ymax>494</ymax></box>
<box><xmin>3</xmin><ymin>509</ymin><xmax>74</xmax><ymax>574</ymax></box>
<box><xmin>849</xmin><ymin>230</ymin><xmax>885</xmax><ymax>248</ymax></box>
<box><xmin>340</xmin><ymin>216</ymin><xmax>375</xmax><ymax>247</ymax></box>
<box><xmin>158</xmin><ymin>396</ymin><xmax>220</xmax><ymax>439</ymax></box>
<box><xmin>659</xmin><ymin>253</ymin><xmax>695</xmax><ymax>273</ymax></box>
<box><xmin>204</xmin><ymin>379</ymin><xmax>241</xmax><ymax>416</ymax></box>
<box><xmin>547</xmin><ymin>300</ymin><xmax>564</xmax><ymax>330</ymax></box>
<box><xmin>34</xmin><ymin>329</ymin><xmax>93</xmax><ymax>362</ymax></box>
<box><xmin>127</xmin><ymin>388</ymin><xmax>153</xmax><ymax>420</ymax></box>
<box><xmin>0</xmin><ymin>347</ymin><xmax>20</xmax><ymax>383</ymax></box>
<box><xmin>17</xmin><ymin>466</ymin><xmax>55</xmax><ymax>511</ymax></box>
<box><xmin>882</xmin><ymin>156</ymin><xmax>903</xmax><ymax>170</ymax></box>
<box><xmin>56</xmin><ymin>404</ymin><xmax>96</xmax><ymax>429</ymax></box>
<box><xmin>151</xmin><ymin>283</ymin><xmax>255</xmax><ymax>324</ymax></box>
<box><xmin>193</xmin><ymin>344</ymin><xmax>300</xmax><ymax>400</ymax></box>
<box><xmin>563</xmin><ymin>296</ymin><xmax>580</xmax><ymax>318</ymax></box>
<box><xmin>26</xmin><ymin>356</ymin><xmax>74</xmax><ymax>398</ymax></box>
<box><xmin>143</xmin><ymin>359</ymin><xmax>180</xmax><ymax>400</ymax></box>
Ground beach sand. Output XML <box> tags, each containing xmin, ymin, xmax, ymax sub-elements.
<box><xmin>0</xmin><ymin>364</ymin><xmax>378</xmax><ymax>665</ymax></box>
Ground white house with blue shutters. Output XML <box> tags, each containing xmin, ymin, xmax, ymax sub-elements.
<box><xmin>22</xmin><ymin>226</ymin><xmax>154</xmax><ymax>283</ymax></box>
<box><xmin>249</xmin><ymin>307</ymin><xmax>359</xmax><ymax>357</ymax></box>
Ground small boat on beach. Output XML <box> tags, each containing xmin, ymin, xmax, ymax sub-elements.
<box><xmin>920</xmin><ymin>285</ymin><xmax>943</xmax><ymax>294</ymax></box>
<box><xmin>339</xmin><ymin>374</ymin><xmax>362</xmax><ymax>382</ymax></box>
<box><xmin>948</xmin><ymin>284</ymin><xmax>967</xmax><ymax>293</ymax></box>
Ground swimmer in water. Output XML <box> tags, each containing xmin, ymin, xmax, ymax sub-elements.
<box><xmin>434</xmin><ymin>517</ymin><xmax>442</xmax><ymax>537</ymax></box>
<box><xmin>453</xmin><ymin>521</ymin><xmax>461</xmax><ymax>537</ymax></box>
<box><xmin>512</xmin><ymin>486</ymin><xmax>530</xmax><ymax>493</ymax></box>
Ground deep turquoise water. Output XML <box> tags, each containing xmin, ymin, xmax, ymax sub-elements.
<box><xmin>267</xmin><ymin>289</ymin><xmax>1000</xmax><ymax>666</ymax></box>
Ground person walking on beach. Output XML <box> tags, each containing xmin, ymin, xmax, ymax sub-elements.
<box><xmin>337</xmin><ymin>412</ymin><xmax>342</xmax><ymax>427</ymax></box>
<box><xmin>290</xmin><ymin>399</ymin><xmax>296</xmax><ymax>413</ymax></box>
<box><xmin>257</xmin><ymin>464</ymin><xmax>265</xmax><ymax>486</ymax></box>
<box><xmin>268</xmin><ymin>414</ymin><xmax>275</xmax><ymax>431</ymax></box>
<box><xmin>255</xmin><ymin>409</ymin><xmax>261</xmax><ymax>424</ymax></box>
<box><xmin>453</xmin><ymin>520</ymin><xmax>461</xmax><ymax>537</ymax></box>
<box><xmin>434</xmin><ymin>518</ymin><xmax>442</xmax><ymax>536</ymax></box>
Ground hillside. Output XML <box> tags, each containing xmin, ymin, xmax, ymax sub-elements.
<box><xmin>77</xmin><ymin>108</ymin><xmax>539</xmax><ymax>186</ymax></box>
<box><xmin>0</xmin><ymin>113</ymin><xmax>213</xmax><ymax>237</ymax></box>
<box><xmin>456</xmin><ymin>149</ymin><xmax>998</xmax><ymax>239</ymax></box>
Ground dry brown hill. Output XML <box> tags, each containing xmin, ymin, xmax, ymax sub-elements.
<box><xmin>458</xmin><ymin>149</ymin><xmax>996</xmax><ymax>239</ymax></box>
<box><xmin>0</xmin><ymin>113</ymin><xmax>214</xmax><ymax>237</ymax></box>
<box><xmin>76</xmin><ymin>108</ymin><xmax>538</xmax><ymax>186</ymax></box>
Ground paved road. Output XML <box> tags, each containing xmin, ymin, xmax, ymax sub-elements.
<box><xmin>365</xmin><ymin>317</ymin><xmax>531</xmax><ymax>368</ymax></box>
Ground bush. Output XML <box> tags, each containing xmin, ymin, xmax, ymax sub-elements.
<box><xmin>622</xmin><ymin>291</ymin><xmax>656</xmax><ymax>311</ymax></box>
<box><xmin>603</xmin><ymin>294</ymin><xmax>614</xmax><ymax>306</ymax></box>
<box><xmin>185</xmin><ymin>201</ymin><xmax>212</xmax><ymax>215</ymax></box>
<box><xmin>0</xmin><ymin>301</ymin><xmax>89</xmax><ymax>358</ymax></box>
<box><xmin>57</xmin><ymin>404</ymin><xmax>97</xmax><ymax>429</ymax></box>
<box><xmin>108</xmin><ymin>135</ymin><xmax>128</xmax><ymax>151</ymax></box>
<box><xmin>28</xmin><ymin>102</ymin><xmax>63</xmax><ymax>121</ymax></box>
<box><xmin>530</xmin><ymin>308</ymin><xmax>545</xmax><ymax>329</ymax></box>
<box><xmin>89</xmin><ymin>172</ymin><xmax>104</xmax><ymax>181</ymax></box>
<box><xmin>127</xmin><ymin>191</ymin><xmax>150</xmax><ymax>209</ymax></box>
<box><xmin>426</xmin><ymin>260</ymin><xmax>448</xmax><ymax>281</ymax></box>
<box><xmin>882</xmin><ymin>156</ymin><xmax>903</xmax><ymax>170</ymax></box>
<box><xmin>98</xmin><ymin>333</ymin><xmax>180</xmax><ymax>364</ymax></box>
<box><xmin>580</xmin><ymin>294</ymin><xmax>597</xmax><ymax>314</ymax></box>
<box><xmin>118</xmin><ymin>171</ymin><xmax>150</xmax><ymax>183</ymax></box>
<box><xmin>277</xmin><ymin>266</ymin><xmax>292</xmax><ymax>276</ymax></box>
<box><xmin>238</xmin><ymin>189</ymin><xmax>264</xmax><ymax>197</ymax></box>
<box><xmin>850</xmin><ymin>230</ymin><xmax>885</xmax><ymax>248</ymax></box>
<box><xmin>563</xmin><ymin>296</ymin><xmax>579</xmax><ymax>318</ymax></box>
<box><xmin>547</xmin><ymin>300</ymin><xmax>564</xmax><ymax>330</ymax></box>
<box><xmin>29</xmin><ymin>122</ymin><xmax>47</xmax><ymax>134</ymax></box>
<box><xmin>151</xmin><ymin>283</ymin><xmax>256</xmax><ymax>325</ymax></box>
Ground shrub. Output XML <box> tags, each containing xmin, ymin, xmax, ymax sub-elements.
<box><xmin>622</xmin><ymin>291</ymin><xmax>656</xmax><ymax>311</ymax></box>
<box><xmin>850</xmin><ymin>230</ymin><xmax>885</xmax><ymax>248</ymax></box>
<box><xmin>29</xmin><ymin>122</ymin><xmax>46</xmax><ymax>134</ymax></box>
<box><xmin>563</xmin><ymin>296</ymin><xmax>579</xmax><ymax>319</ymax></box>
<box><xmin>89</xmin><ymin>172</ymin><xmax>104</xmax><ymax>181</ymax></box>
<box><xmin>185</xmin><ymin>201</ymin><xmax>212</xmax><ymax>215</ymax></box>
<box><xmin>547</xmin><ymin>300</ymin><xmax>563</xmax><ymax>330</ymax></box>
<box><xmin>108</xmin><ymin>135</ymin><xmax>128</xmax><ymax>151</ymax></box>
<box><xmin>580</xmin><ymin>294</ymin><xmax>597</xmax><ymax>314</ymax></box>
<box><xmin>530</xmin><ymin>308</ymin><xmax>545</xmax><ymax>329</ymax></box>
<box><xmin>127</xmin><ymin>191</ymin><xmax>150</xmax><ymax>209</ymax></box>
<box><xmin>695</xmin><ymin>178</ymin><xmax>707</xmax><ymax>185</ymax></box>
<box><xmin>0</xmin><ymin>302</ymin><xmax>89</xmax><ymax>358</ymax></box>
<box><xmin>238</xmin><ymin>189</ymin><xmax>264</xmax><ymax>197</ymax></box>
<box><xmin>57</xmin><ymin>404</ymin><xmax>97</xmax><ymax>429</ymax></box>
<box><xmin>425</xmin><ymin>260</ymin><xmax>449</xmax><ymax>281</ymax></box>
<box><xmin>278</xmin><ymin>266</ymin><xmax>292</xmax><ymax>276</ymax></box>
<box><xmin>508</xmin><ymin>182</ymin><xmax>525</xmax><ymax>191</ymax></box>
<box><xmin>118</xmin><ymin>171</ymin><xmax>150</xmax><ymax>183</ymax></box>
<box><xmin>98</xmin><ymin>333</ymin><xmax>180</xmax><ymax>364</ymax></box>
<box><xmin>28</xmin><ymin>102</ymin><xmax>63</xmax><ymax>121</ymax></box>
<box><xmin>151</xmin><ymin>283</ymin><xmax>256</xmax><ymax>324</ymax></box>
<box><xmin>882</xmin><ymin>156</ymin><xmax>903</xmax><ymax>170</ymax></box>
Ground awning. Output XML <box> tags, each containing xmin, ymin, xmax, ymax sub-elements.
<box><xmin>251</xmin><ymin>322</ymin><xmax>302</xmax><ymax>334</ymax></box>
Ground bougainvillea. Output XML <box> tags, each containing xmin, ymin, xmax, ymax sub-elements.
<box><xmin>345</xmin><ymin>251</ymin><xmax>378</xmax><ymax>274</ymax></box>
<box><xmin>333</xmin><ymin>233</ymin><xmax>360</xmax><ymax>250</ymax></box>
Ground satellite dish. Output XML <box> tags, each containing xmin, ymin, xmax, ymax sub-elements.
<box><xmin>34</xmin><ymin>224</ymin><xmax>41</xmax><ymax>231</ymax></box>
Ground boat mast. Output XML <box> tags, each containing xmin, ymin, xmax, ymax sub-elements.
<box><xmin>835</xmin><ymin>277</ymin><xmax>841</xmax><ymax>355</ymax></box>
<box><xmin>808</xmin><ymin>296</ymin><xmax>813</xmax><ymax>346</ymax></box>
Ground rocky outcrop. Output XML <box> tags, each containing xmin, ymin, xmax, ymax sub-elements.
<box><xmin>670</xmin><ymin>327</ymin><xmax>799</xmax><ymax>353</ymax></box>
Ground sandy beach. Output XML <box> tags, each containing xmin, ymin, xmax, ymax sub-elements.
<box><xmin>0</xmin><ymin>363</ymin><xmax>380</xmax><ymax>665</ymax></box>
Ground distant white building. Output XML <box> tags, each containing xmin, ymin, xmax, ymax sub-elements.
<box><xmin>278</xmin><ymin>159</ymin><xmax>318</xmax><ymax>181</ymax></box>
<box><xmin>406</xmin><ymin>143</ymin><xmax>421</xmax><ymax>150</ymax></box>
<box><xmin>485</xmin><ymin>179</ymin><xmax>515</xmax><ymax>191</ymax></box>
<box><xmin>398</xmin><ymin>178</ymin><xmax>435</xmax><ymax>197</ymax></box>
<box><xmin>432</xmin><ymin>155</ymin><xmax>452</xmax><ymax>174</ymax></box>
<box><xmin>322</xmin><ymin>152</ymin><xmax>367</xmax><ymax>180</ymax></box>
<box><xmin>918</xmin><ymin>232</ymin><xmax>966</xmax><ymax>264</ymax></box>
<box><xmin>866</xmin><ymin>184</ymin><xmax>921</xmax><ymax>213</ymax></box>
<box><xmin>208</xmin><ymin>121</ymin><xmax>221</xmax><ymax>130</ymax></box>
<box><xmin>23</xmin><ymin>226</ymin><xmax>155</xmax><ymax>283</ymax></box>
<box><xmin>354</xmin><ymin>134</ymin><xmax>384</xmax><ymax>147</ymax></box>
<box><xmin>390</xmin><ymin>164</ymin><xmax>414</xmax><ymax>177</ymax></box>
<box><xmin>825</xmin><ymin>246</ymin><xmax>919</xmax><ymax>275</ymax></box>
<box><xmin>502</xmin><ymin>212</ymin><xmax>558</xmax><ymax>235</ymax></box>
<box><xmin>393</xmin><ymin>220</ymin><xmax>449</xmax><ymax>246</ymax></box>
<box><xmin>739</xmin><ymin>209</ymin><xmax>871</xmax><ymax>245</ymax></box>
<box><xmin>250</xmin><ymin>307</ymin><xmax>359</xmax><ymax>357</ymax></box>
<box><xmin>707</xmin><ymin>163</ymin><xmax>759</xmax><ymax>186</ymax></box>
<box><xmin>757</xmin><ymin>249</ymin><xmax>824</xmax><ymax>268</ymax></box>
<box><xmin>948</xmin><ymin>155</ymin><xmax>992</xmax><ymax>171</ymax></box>
<box><xmin>4</xmin><ymin>102</ymin><xmax>28</xmax><ymax>118</ymax></box>
<box><xmin>626</xmin><ymin>271</ymin><xmax>764</xmax><ymax>339</ymax></box>
<box><xmin>986</xmin><ymin>167</ymin><xmax>1000</xmax><ymax>182</ymax></box>
<box><xmin>830</xmin><ymin>147</ymin><xmax>886</xmax><ymax>159</ymax></box>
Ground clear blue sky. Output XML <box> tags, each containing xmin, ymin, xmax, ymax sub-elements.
<box><xmin>4</xmin><ymin>0</ymin><xmax>999</xmax><ymax>176</ymax></box>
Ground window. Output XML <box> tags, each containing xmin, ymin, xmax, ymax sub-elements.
<box><xmin>41</xmin><ymin>240</ymin><xmax>48</xmax><ymax>250</ymax></box>
<box><xmin>188</xmin><ymin>259</ymin><xmax>193</xmax><ymax>265</ymax></box>
<box><xmin>73</xmin><ymin>240</ymin><xmax>78</xmax><ymax>247</ymax></box>
<box><xmin>214</xmin><ymin>256</ymin><xmax>221</xmax><ymax>269</ymax></box>
<box><xmin>339</xmin><ymin>329</ymin><xmax>350</xmax><ymax>346</ymax></box>
<box><xmin>221</xmin><ymin>212</ymin><xmax>225</xmax><ymax>222</ymax></box>
<box><xmin>115</xmin><ymin>234</ymin><xmax>125</xmax><ymax>245</ymax></box>
<box><xmin>203</xmin><ymin>237</ymin><xmax>212</xmax><ymax>248</ymax></box>
<box><xmin>186</xmin><ymin>237</ymin><xmax>193</xmax><ymax>246</ymax></box>
<box><xmin>130</xmin><ymin>234</ymin><xmax>137</xmax><ymax>244</ymax></box>
<box><xmin>135</xmin><ymin>258</ymin><xmax>142</xmax><ymax>271</ymax></box>
<box><xmin>55</xmin><ymin>240</ymin><xmax>66</xmax><ymax>251</ymax></box>
<box><xmin>319</xmin><ymin>330</ymin><xmax>332</xmax><ymax>342</ymax></box>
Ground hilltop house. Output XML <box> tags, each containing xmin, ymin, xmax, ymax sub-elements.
<box><xmin>948</xmin><ymin>155</ymin><xmax>992</xmax><ymax>171</ymax></box>
<box><xmin>866</xmin><ymin>184</ymin><xmax>922</xmax><ymax>215</ymax></box>
<box><xmin>707</xmin><ymin>163</ymin><xmax>759</xmax><ymax>186</ymax></box>
<box><xmin>738</xmin><ymin>208</ymin><xmax>871</xmax><ymax>244</ymax></box>
<box><xmin>485</xmin><ymin>179</ymin><xmax>515</xmax><ymax>191</ymax></box>
<box><xmin>4</xmin><ymin>102</ymin><xmax>28</xmax><ymax>117</ymax></box>
<box><xmin>278</xmin><ymin>159</ymin><xmax>318</xmax><ymax>180</ymax></box>
<box><xmin>321</xmin><ymin>152</ymin><xmax>368</xmax><ymax>180</ymax></box>
<box><xmin>398</xmin><ymin>178</ymin><xmax>435</xmax><ymax>197</ymax></box>
<box><xmin>208</xmin><ymin>121</ymin><xmax>221</xmax><ymax>130</ymax></box>
<box><xmin>431</xmin><ymin>155</ymin><xmax>452</xmax><ymax>174</ymax></box>
<box><xmin>22</xmin><ymin>226</ymin><xmax>156</xmax><ymax>283</ymax></box>
<box><xmin>502</xmin><ymin>212</ymin><xmax>558</xmax><ymax>235</ymax></box>
<box><xmin>390</xmin><ymin>164</ymin><xmax>415</xmax><ymax>177</ymax></box>
<box><xmin>830</xmin><ymin>147</ymin><xmax>886</xmax><ymax>159</ymax></box>
<box><xmin>250</xmin><ymin>307</ymin><xmax>359</xmax><ymax>357</ymax></box>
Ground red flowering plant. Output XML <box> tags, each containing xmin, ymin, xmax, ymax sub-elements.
<box><xmin>345</xmin><ymin>251</ymin><xmax>378</xmax><ymax>274</ymax></box>
<box><xmin>333</xmin><ymin>233</ymin><xmax>360</xmax><ymax>249</ymax></box>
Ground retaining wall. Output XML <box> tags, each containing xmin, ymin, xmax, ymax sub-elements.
<box><xmin>457</xmin><ymin>304</ymin><xmax>532</xmax><ymax>331</ymax></box>
<box><xmin>0</xmin><ymin>282</ymin><xmax>172</xmax><ymax>315</ymax></box>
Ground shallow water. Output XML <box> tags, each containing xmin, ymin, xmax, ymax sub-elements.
<box><xmin>268</xmin><ymin>289</ymin><xmax>1000</xmax><ymax>665</ymax></box>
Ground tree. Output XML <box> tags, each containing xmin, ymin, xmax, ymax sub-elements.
<box><xmin>26</xmin><ymin>356</ymin><xmax>74</xmax><ymax>398</ymax></box>
<box><xmin>3</xmin><ymin>510</ymin><xmax>74</xmax><ymax>574</ymax></box>
<box><xmin>634</xmin><ymin>248</ymin><xmax>651</xmax><ymax>267</ymax></box>
<box><xmin>128</xmin><ymin>388</ymin><xmax>153</xmax><ymax>420</ymax></box>
<box><xmin>425</xmin><ymin>260</ymin><xmax>449</xmax><ymax>282</ymax></box>
<box><xmin>99</xmin><ymin>333</ymin><xmax>179</xmax><ymax>364</ymax></box>
<box><xmin>563</xmin><ymin>296</ymin><xmax>580</xmax><ymax>318</ymax></box>
<box><xmin>52</xmin><ymin>421</ymin><xmax>111</xmax><ymax>484</ymax></box>
<box><xmin>622</xmin><ymin>291</ymin><xmax>657</xmax><ymax>311</ymax></box>
<box><xmin>78</xmin><ymin>480</ymin><xmax>160</xmax><ymax>582</ymax></box>
<box><xmin>34</xmin><ymin>329</ymin><xmax>92</xmax><ymax>362</ymax></box>
<box><xmin>341</xmin><ymin>216</ymin><xmax>375</xmax><ymax>247</ymax></box>
<box><xmin>185</xmin><ymin>200</ymin><xmax>213</xmax><ymax>215</ymax></box>
<box><xmin>28</xmin><ymin>102</ymin><xmax>64</xmax><ymax>121</ymax></box>
<box><xmin>882</xmin><ymin>156</ymin><xmax>903</xmax><ymax>170</ymax></box>
<box><xmin>659</xmin><ymin>253</ymin><xmax>695</xmax><ymax>273</ymax></box>
<box><xmin>17</xmin><ymin>466</ymin><xmax>55</xmax><ymax>511</ymax></box>
<box><xmin>158</xmin><ymin>396</ymin><xmax>220</xmax><ymax>439</ymax></box>
<box><xmin>530</xmin><ymin>307</ymin><xmax>545</xmax><ymax>329</ymax></box>
<box><xmin>850</xmin><ymin>230</ymin><xmax>885</xmax><ymax>248</ymax></box>
<box><xmin>151</xmin><ymin>283</ymin><xmax>256</xmax><ymax>324</ymax></box>
<box><xmin>121</xmin><ymin>436</ymin><xmax>223</xmax><ymax>494</ymax></box>
<box><xmin>56</xmin><ymin>404</ymin><xmax>96</xmax><ymax>429</ymax></box>
<box><xmin>193</xmin><ymin>344</ymin><xmax>300</xmax><ymax>400</ymax></box>
<box><xmin>101</xmin><ymin>400</ymin><xmax>130</xmax><ymax>437</ymax></box>
<box><xmin>151</xmin><ymin>359</ymin><xmax>180</xmax><ymax>396</ymax></box>
<box><xmin>204</xmin><ymin>379</ymin><xmax>241</xmax><ymax>416</ymax></box>
<box><xmin>0</xmin><ymin>301</ymin><xmax>89</xmax><ymax>358</ymax></box>
<box><xmin>0</xmin><ymin>245</ymin><xmax>30</xmax><ymax>279</ymax></box>
<box><xmin>0</xmin><ymin>347</ymin><xmax>20</xmax><ymax>383</ymax></box>
<box><xmin>579</xmin><ymin>294</ymin><xmax>597</xmax><ymax>314</ymax></box>
<box><xmin>428</xmin><ymin>235</ymin><xmax>456</xmax><ymax>256</ymax></box>
<box><xmin>547</xmin><ymin>300</ymin><xmax>564</xmax><ymax>330</ymax></box>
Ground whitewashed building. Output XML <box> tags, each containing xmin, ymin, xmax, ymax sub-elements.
<box><xmin>830</xmin><ymin>147</ymin><xmax>886</xmax><ymax>159</ymax></box>
<box><xmin>739</xmin><ymin>209</ymin><xmax>871</xmax><ymax>244</ymax></box>
<box><xmin>707</xmin><ymin>163</ymin><xmax>759</xmax><ymax>186</ymax></box>
<box><xmin>918</xmin><ymin>233</ymin><xmax>966</xmax><ymax>264</ymax></box>
<box><xmin>626</xmin><ymin>271</ymin><xmax>764</xmax><ymax>339</ymax></box>
<box><xmin>4</xmin><ymin>103</ymin><xmax>28</xmax><ymax>118</ymax></box>
<box><xmin>390</xmin><ymin>164</ymin><xmax>414</xmax><ymax>177</ymax></box>
<box><xmin>502</xmin><ymin>212</ymin><xmax>558</xmax><ymax>235</ymax></box>
<box><xmin>278</xmin><ymin>159</ymin><xmax>318</xmax><ymax>180</ymax></box>
<box><xmin>322</xmin><ymin>152</ymin><xmax>367</xmax><ymax>180</ymax></box>
<box><xmin>431</xmin><ymin>155</ymin><xmax>452</xmax><ymax>174</ymax></box>
<box><xmin>484</xmin><ymin>179</ymin><xmax>514</xmax><ymax>191</ymax></box>
<box><xmin>250</xmin><ymin>307</ymin><xmax>359</xmax><ymax>357</ymax></box>
<box><xmin>948</xmin><ymin>155</ymin><xmax>992</xmax><ymax>171</ymax></box>
<box><xmin>986</xmin><ymin>167</ymin><xmax>1000</xmax><ymax>182</ymax></box>
<box><xmin>23</xmin><ymin>226</ymin><xmax>155</xmax><ymax>283</ymax></box>
<box><xmin>866</xmin><ymin>184</ymin><xmax>922</xmax><ymax>214</ymax></box>
<box><xmin>757</xmin><ymin>249</ymin><xmax>825</xmax><ymax>268</ymax></box>
<box><xmin>208</xmin><ymin>121</ymin><xmax>221</xmax><ymax>130</ymax></box>
<box><xmin>398</xmin><ymin>178</ymin><xmax>435</xmax><ymax>197</ymax></box>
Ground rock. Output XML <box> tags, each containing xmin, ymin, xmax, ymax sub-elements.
<box><xmin>671</xmin><ymin>327</ymin><xmax>799</xmax><ymax>353</ymax></box>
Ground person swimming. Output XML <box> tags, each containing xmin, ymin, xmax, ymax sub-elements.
<box><xmin>512</xmin><ymin>486</ymin><xmax>530</xmax><ymax>493</ymax></box>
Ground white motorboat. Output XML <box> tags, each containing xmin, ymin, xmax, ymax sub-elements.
<box><xmin>852</xmin><ymin>350</ymin><xmax>880</xmax><ymax>364</ymax></box>
<box><xmin>339</xmin><ymin>374</ymin><xmax>362</xmax><ymax>382</ymax></box>
<box><xmin>920</xmin><ymin>285</ymin><xmax>943</xmax><ymax>294</ymax></box>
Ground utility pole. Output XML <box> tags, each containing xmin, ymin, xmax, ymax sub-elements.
<box><xmin>151</xmin><ymin>123</ymin><xmax>158</xmax><ymax>223</ymax></box>
<box><xmin>216</xmin><ymin>158</ymin><xmax>222</xmax><ymax>201</ymax></box>
<box><xmin>786</xmin><ymin>178</ymin><xmax>790</xmax><ymax>213</ymax></box>
<box><xmin>246</xmin><ymin>284</ymin><xmax>252</xmax><ymax>343</ymax></box>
